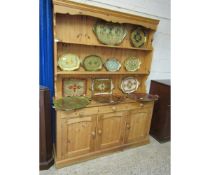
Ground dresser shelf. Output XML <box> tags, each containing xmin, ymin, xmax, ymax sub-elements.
<box><xmin>56</xmin><ymin>40</ymin><xmax>153</xmax><ymax>51</ymax></box>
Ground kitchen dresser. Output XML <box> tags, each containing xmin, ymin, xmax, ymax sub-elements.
<box><xmin>52</xmin><ymin>0</ymin><xmax>159</xmax><ymax>168</ymax></box>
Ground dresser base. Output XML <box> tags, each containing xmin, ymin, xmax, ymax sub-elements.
<box><xmin>54</xmin><ymin>137</ymin><xmax>150</xmax><ymax>169</ymax></box>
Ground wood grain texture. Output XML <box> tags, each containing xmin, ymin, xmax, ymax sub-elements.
<box><xmin>53</xmin><ymin>0</ymin><xmax>159</xmax><ymax>168</ymax></box>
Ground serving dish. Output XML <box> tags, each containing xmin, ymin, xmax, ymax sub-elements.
<box><xmin>130</xmin><ymin>27</ymin><xmax>146</xmax><ymax>48</ymax></box>
<box><xmin>92</xmin><ymin>78</ymin><xmax>114</xmax><ymax>95</ymax></box>
<box><xmin>63</xmin><ymin>78</ymin><xmax>87</xmax><ymax>97</ymax></box>
<box><xmin>83</xmin><ymin>55</ymin><xmax>103</xmax><ymax>71</ymax></box>
<box><xmin>127</xmin><ymin>93</ymin><xmax>158</xmax><ymax>102</ymax></box>
<box><xmin>120</xmin><ymin>77</ymin><xmax>140</xmax><ymax>93</ymax></box>
<box><xmin>92</xmin><ymin>94</ymin><xmax>125</xmax><ymax>104</ymax></box>
<box><xmin>104</xmin><ymin>58</ymin><xmax>121</xmax><ymax>72</ymax></box>
<box><xmin>53</xmin><ymin>96</ymin><xmax>91</xmax><ymax>111</ymax></box>
<box><xmin>124</xmin><ymin>57</ymin><xmax>141</xmax><ymax>72</ymax></box>
<box><xmin>93</xmin><ymin>21</ymin><xmax>127</xmax><ymax>45</ymax></box>
<box><xmin>58</xmin><ymin>54</ymin><xmax>80</xmax><ymax>71</ymax></box>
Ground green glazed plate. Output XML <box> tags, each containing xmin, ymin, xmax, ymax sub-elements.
<box><xmin>93</xmin><ymin>21</ymin><xmax>127</xmax><ymax>45</ymax></box>
<box><xmin>58</xmin><ymin>54</ymin><xmax>80</xmax><ymax>71</ymax></box>
<box><xmin>53</xmin><ymin>96</ymin><xmax>91</xmax><ymax>111</ymax></box>
<box><xmin>83</xmin><ymin>55</ymin><xmax>103</xmax><ymax>71</ymax></box>
<box><xmin>130</xmin><ymin>28</ymin><xmax>146</xmax><ymax>48</ymax></box>
<box><xmin>124</xmin><ymin>57</ymin><xmax>141</xmax><ymax>72</ymax></box>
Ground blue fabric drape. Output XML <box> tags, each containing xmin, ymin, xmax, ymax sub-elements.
<box><xmin>39</xmin><ymin>0</ymin><xmax>54</xmax><ymax>98</ymax></box>
<box><xmin>39</xmin><ymin>0</ymin><xmax>55</xmax><ymax>142</ymax></box>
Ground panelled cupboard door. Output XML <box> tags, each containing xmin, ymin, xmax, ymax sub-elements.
<box><xmin>61</xmin><ymin>115</ymin><xmax>97</xmax><ymax>158</ymax></box>
<box><xmin>96</xmin><ymin>111</ymin><xmax>127</xmax><ymax>150</ymax></box>
<box><xmin>124</xmin><ymin>108</ymin><xmax>152</xmax><ymax>144</ymax></box>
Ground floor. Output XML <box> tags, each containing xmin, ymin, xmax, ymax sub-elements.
<box><xmin>40</xmin><ymin>136</ymin><xmax>170</xmax><ymax>175</ymax></box>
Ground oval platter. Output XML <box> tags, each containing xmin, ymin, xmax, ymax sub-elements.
<box><xmin>58</xmin><ymin>54</ymin><xmax>80</xmax><ymax>71</ymax></box>
<box><xmin>83</xmin><ymin>55</ymin><xmax>103</xmax><ymax>71</ymax></box>
<box><xmin>124</xmin><ymin>57</ymin><xmax>141</xmax><ymax>72</ymax></box>
<box><xmin>130</xmin><ymin>27</ymin><xmax>146</xmax><ymax>48</ymax></box>
<box><xmin>93</xmin><ymin>21</ymin><xmax>127</xmax><ymax>45</ymax></box>
<box><xmin>120</xmin><ymin>77</ymin><xmax>140</xmax><ymax>94</ymax></box>
<box><xmin>104</xmin><ymin>58</ymin><xmax>121</xmax><ymax>72</ymax></box>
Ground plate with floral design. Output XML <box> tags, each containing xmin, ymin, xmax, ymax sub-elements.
<box><xmin>130</xmin><ymin>27</ymin><xmax>146</xmax><ymax>48</ymax></box>
<box><xmin>124</xmin><ymin>57</ymin><xmax>141</xmax><ymax>72</ymax></box>
<box><xmin>83</xmin><ymin>55</ymin><xmax>103</xmax><ymax>71</ymax></box>
<box><xmin>92</xmin><ymin>78</ymin><xmax>114</xmax><ymax>95</ymax></box>
<box><xmin>120</xmin><ymin>77</ymin><xmax>140</xmax><ymax>93</ymax></box>
<box><xmin>104</xmin><ymin>58</ymin><xmax>121</xmax><ymax>72</ymax></box>
<box><xmin>63</xmin><ymin>78</ymin><xmax>87</xmax><ymax>97</ymax></box>
<box><xmin>58</xmin><ymin>54</ymin><xmax>80</xmax><ymax>71</ymax></box>
<box><xmin>93</xmin><ymin>21</ymin><xmax>127</xmax><ymax>45</ymax></box>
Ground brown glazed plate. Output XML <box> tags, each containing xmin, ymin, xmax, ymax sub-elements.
<box><xmin>92</xmin><ymin>94</ymin><xmax>125</xmax><ymax>104</ymax></box>
<box><xmin>127</xmin><ymin>93</ymin><xmax>158</xmax><ymax>102</ymax></box>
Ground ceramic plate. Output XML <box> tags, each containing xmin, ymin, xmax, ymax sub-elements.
<box><xmin>92</xmin><ymin>94</ymin><xmax>125</xmax><ymax>104</ymax></box>
<box><xmin>63</xmin><ymin>79</ymin><xmax>87</xmax><ymax>97</ymax></box>
<box><xmin>130</xmin><ymin>28</ymin><xmax>146</xmax><ymax>48</ymax></box>
<box><xmin>58</xmin><ymin>54</ymin><xmax>80</xmax><ymax>71</ymax></box>
<box><xmin>93</xmin><ymin>21</ymin><xmax>127</xmax><ymax>45</ymax></box>
<box><xmin>127</xmin><ymin>93</ymin><xmax>158</xmax><ymax>102</ymax></box>
<box><xmin>83</xmin><ymin>55</ymin><xmax>103</xmax><ymax>71</ymax></box>
<box><xmin>124</xmin><ymin>57</ymin><xmax>141</xmax><ymax>72</ymax></box>
<box><xmin>104</xmin><ymin>58</ymin><xmax>121</xmax><ymax>72</ymax></box>
<box><xmin>53</xmin><ymin>96</ymin><xmax>91</xmax><ymax>111</ymax></box>
<box><xmin>120</xmin><ymin>77</ymin><xmax>140</xmax><ymax>93</ymax></box>
<box><xmin>92</xmin><ymin>78</ymin><xmax>114</xmax><ymax>95</ymax></box>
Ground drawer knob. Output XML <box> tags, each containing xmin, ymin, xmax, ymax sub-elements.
<box><xmin>140</xmin><ymin>103</ymin><xmax>144</xmax><ymax>107</ymax></box>
<box><xmin>98</xmin><ymin>129</ymin><xmax>102</xmax><ymax>135</ymax></box>
<box><xmin>126</xmin><ymin>123</ymin><xmax>131</xmax><ymax>129</ymax></box>
<box><xmin>91</xmin><ymin>131</ymin><xmax>96</xmax><ymax>138</ymax></box>
<box><xmin>112</xmin><ymin>106</ymin><xmax>116</xmax><ymax>111</ymax></box>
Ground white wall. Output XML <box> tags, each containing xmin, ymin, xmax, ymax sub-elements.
<box><xmin>71</xmin><ymin>0</ymin><xmax>171</xmax><ymax>92</ymax></box>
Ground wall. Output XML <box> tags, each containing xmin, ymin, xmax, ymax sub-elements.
<box><xmin>71</xmin><ymin>0</ymin><xmax>171</xmax><ymax>92</ymax></box>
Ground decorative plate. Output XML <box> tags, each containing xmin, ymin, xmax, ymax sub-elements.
<box><xmin>53</xmin><ymin>96</ymin><xmax>91</xmax><ymax>111</ymax></box>
<box><xmin>58</xmin><ymin>54</ymin><xmax>80</xmax><ymax>71</ymax></box>
<box><xmin>120</xmin><ymin>77</ymin><xmax>140</xmax><ymax>93</ymax></box>
<box><xmin>104</xmin><ymin>58</ymin><xmax>121</xmax><ymax>72</ymax></box>
<box><xmin>83</xmin><ymin>55</ymin><xmax>103</xmax><ymax>71</ymax></box>
<box><xmin>92</xmin><ymin>78</ymin><xmax>114</xmax><ymax>95</ymax></box>
<box><xmin>124</xmin><ymin>57</ymin><xmax>141</xmax><ymax>72</ymax></box>
<box><xmin>92</xmin><ymin>94</ymin><xmax>125</xmax><ymax>104</ymax></box>
<box><xmin>93</xmin><ymin>21</ymin><xmax>127</xmax><ymax>45</ymax></box>
<box><xmin>127</xmin><ymin>93</ymin><xmax>159</xmax><ymax>102</ymax></box>
<box><xmin>63</xmin><ymin>79</ymin><xmax>87</xmax><ymax>97</ymax></box>
<box><xmin>130</xmin><ymin>28</ymin><xmax>146</xmax><ymax>48</ymax></box>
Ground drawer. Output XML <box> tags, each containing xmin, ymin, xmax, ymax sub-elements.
<box><xmin>98</xmin><ymin>102</ymin><xmax>153</xmax><ymax>114</ymax></box>
<box><xmin>58</xmin><ymin>107</ymin><xmax>99</xmax><ymax>119</ymax></box>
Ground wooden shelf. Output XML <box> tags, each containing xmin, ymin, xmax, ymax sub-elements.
<box><xmin>56</xmin><ymin>40</ymin><xmax>153</xmax><ymax>51</ymax></box>
<box><xmin>56</xmin><ymin>71</ymin><xmax>149</xmax><ymax>75</ymax></box>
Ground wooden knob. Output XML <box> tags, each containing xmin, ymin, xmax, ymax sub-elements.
<box><xmin>126</xmin><ymin>123</ymin><xmax>131</xmax><ymax>129</ymax></box>
<box><xmin>98</xmin><ymin>129</ymin><xmax>102</xmax><ymax>135</ymax></box>
<box><xmin>112</xmin><ymin>106</ymin><xmax>116</xmax><ymax>111</ymax></box>
<box><xmin>140</xmin><ymin>103</ymin><xmax>144</xmax><ymax>107</ymax></box>
<box><xmin>91</xmin><ymin>131</ymin><xmax>96</xmax><ymax>138</ymax></box>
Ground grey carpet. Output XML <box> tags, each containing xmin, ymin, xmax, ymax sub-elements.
<box><xmin>40</xmin><ymin>136</ymin><xmax>170</xmax><ymax>175</ymax></box>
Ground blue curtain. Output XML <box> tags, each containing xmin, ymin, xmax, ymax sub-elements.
<box><xmin>39</xmin><ymin>0</ymin><xmax>54</xmax><ymax>98</ymax></box>
<box><xmin>39</xmin><ymin>0</ymin><xmax>55</xmax><ymax>142</ymax></box>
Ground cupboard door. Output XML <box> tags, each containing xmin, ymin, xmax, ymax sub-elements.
<box><xmin>61</xmin><ymin>115</ymin><xmax>97</xmax><ymax>158</ymax></box>
<box><xmin>96</xmin><ymin>111</ymin><xmax>127</xmax><ymax>150</ymax></box>
<box><xmin>124</xmin><ymin>108</ymin><xmax>152</xmax><ymax>144</ymax></box>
